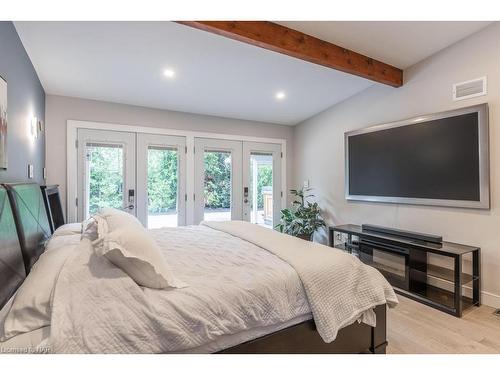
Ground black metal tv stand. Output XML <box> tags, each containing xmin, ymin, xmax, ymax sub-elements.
<box><xmin>329</xmin><ymin>224</ymin><xmax>480</xmax><ymax>317</ymax></box>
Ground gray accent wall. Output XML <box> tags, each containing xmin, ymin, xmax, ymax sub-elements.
<box><xmin>293</xmin><ymin>22</ymin><xmax>500</xmax><ymax>307</ymax></box>
<box><xmin>0</xmin><ymin>21</ymin><xmax>45</xmax><ymax>184</ymax></box>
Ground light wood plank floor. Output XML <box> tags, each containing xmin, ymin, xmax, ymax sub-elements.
<box><xmin>387</xmin><ymin>295</ymin><xmax>500</xmax><ymax>353</ymax></box>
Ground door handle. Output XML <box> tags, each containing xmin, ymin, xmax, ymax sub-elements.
<box><xmin>122</xmin><ymin>205</ymin><xmax>134</xmax><ymax>210</ymax></box>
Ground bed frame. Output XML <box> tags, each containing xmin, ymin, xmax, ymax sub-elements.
<box><xmin>0</xmin><ymin>185</ymin><xmax>26</xmax><ymax>310</ymax></box>
<box><xmin>0</xmin><ymin>182</ymin><xmax>388</xmax><ymax>354</ymax></box>
<box><xmin>219</xmin><ymin>305</ymin><xmax>387</xmax><ymax>354</ymax></box>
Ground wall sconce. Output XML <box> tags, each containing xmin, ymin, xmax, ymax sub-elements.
<box><xmin>30</xmin><ymin>116</ymin><xmax>38</xmax><ymax>139</ymax></box>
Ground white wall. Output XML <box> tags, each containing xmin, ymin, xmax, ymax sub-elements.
<box><xmin>45</xmin><ymin>95</ymin><xmax>294</xmax><ymax>214</ymax></box>
<box><xmin>293</xmin><ymin>22</ymin><xmax>500</xmax><ymax>307</ymax></box>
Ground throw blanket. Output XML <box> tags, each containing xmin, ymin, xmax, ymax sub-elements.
<box><xmin>202</xmin><ymin>221</ymin><xmax>398</xmax><ymax>343</ymax></box>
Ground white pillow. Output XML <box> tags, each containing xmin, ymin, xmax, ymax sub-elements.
<box><xmin>94</xmin><ymin>224</ymin><xmax>187</xmax><ymax>289</ymax></box>
<box><xmin>83</xmin><ymin>208</ymin><xmax>139</xmax><ymax>241</ymax></box>
<box><xmin>1</xmin><ymin>238</ymin><xmax>80</xmax><ymax>341</ymax></box>
<box><xmin>81</xmin><ymin>215</ymin><xmax>108</xmax><ymax>241</ymax></box>
<box><xmin>98</xmin><ymin>207</ymin><xmax>142</xmax><ymax>231</ymax></box>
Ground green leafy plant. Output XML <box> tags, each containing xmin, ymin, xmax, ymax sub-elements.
<box><xmin>275</xmin><ymin>188</ymin><xmax>326</xmax><ymax>240</ymax></box>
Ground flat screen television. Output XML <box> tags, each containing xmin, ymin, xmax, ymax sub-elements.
<box><xmin>345</xmin><ymin>104</ymin><xmax>489</xmax><ymax>209</ymax></box>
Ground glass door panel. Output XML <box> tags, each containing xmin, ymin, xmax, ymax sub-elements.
<box><xmin>86</xmin><ymin>143</ymin><xmax>124</xmax><ymax>215</ymax></box>
<box><xmin>137</xmin><ymin>134</ymin><xmax>186</xmax><ymax>228</ymax></box>
<box><xmin>76</xmin><ymin>130</ymin><xmax>283</xmax><ymax>227</ymax></box>
<box><xmin>248</xmin><ymin>153</ymin><xmax>273</xmax><ymax>227</ymax></box>
<box><xmin>147</xmin><ymin>146</ymin><xmax>178</xmax><ymax>228</ymax></box>
<box><xmin>242</xmin><ymin>142</ymin><xmax>282</xmax><ymax>228</ymax></box>
<box><xmin>194</xmin><ymin>138</ymin><xmax>242</xmax><ymax>224</ymax></box>
<box><xmin>77</xmin><ymin>129</ymin><xmax>136</xmax><ymax>222</ymax></box>
<box><xmin>203</xmin><ymin>150</ymin><xmax>232</xmax><ymax>222</ymax></box>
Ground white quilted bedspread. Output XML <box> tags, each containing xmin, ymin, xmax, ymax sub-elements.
<box><xmin>203</xmin><ymin>221</ymin><xmax>399</xmax><ymax>343</ymax></box>
<box><xmin>50</xmin><ymin>225</ymin><xmax>310</xmax><ymax>353</ymax></box>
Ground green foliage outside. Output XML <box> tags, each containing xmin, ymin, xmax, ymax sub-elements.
<box><xmin>88</xmin><ymin>146</ymin><xmax>179</xmax><ymax>215</ymax></box>
<box><xmin>88</xmin><ymin>147</ymin><xmax>274</xmax><ymax>215</ymax></box>
<box><xmin>204</xmin><ymin>152</ymin><xmax>273</xmax><ymax>209</ymax></box>
<box><xmin>88</xmin><ymin>146</ymin><xmax>124</xmax><ymax>214</ymax></box>
<box><xmin>203</xmin><ymin>152</ymin><xmax>232</xmax><ymax>208</ymax></box>
<box><xmin>147</xmin><ymin>148</ymin><xmax>178</xmax><ymax>213</ymax></box>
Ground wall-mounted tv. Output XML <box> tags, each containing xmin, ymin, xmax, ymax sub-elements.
<box><xmin>345</xmin><ymin>104</ymin><xmax>489</xmax><ymax>209</ymax></box>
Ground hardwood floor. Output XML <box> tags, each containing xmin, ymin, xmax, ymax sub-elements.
<box><xmin>387</xmin><ymin>295</ymin><xmax>500</xmax><ymax>353</ymax></box>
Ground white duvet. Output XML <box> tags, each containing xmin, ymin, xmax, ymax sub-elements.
<box><xmin>49</xmin><ymin>222</ymin><xmax>397</xmax><ymax>353</ymax></box>
<box><xmin>50</xmin><ymin>225</ymin><xmax>310</xmax><ymax>353</ymax></box>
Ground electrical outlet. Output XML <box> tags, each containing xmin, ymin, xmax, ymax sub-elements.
<box><xmin>303</xmin><ymin>179</ymin><xmax>309</xmax><ymax>189</ymax></box>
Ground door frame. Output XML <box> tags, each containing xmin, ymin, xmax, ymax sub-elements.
<box><xmin>67</xmin><ymin>120</ymin><xmax>287</xmax><ymax>224</ymax></box>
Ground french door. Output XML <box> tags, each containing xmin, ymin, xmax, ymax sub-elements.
<box><xmin>74</xmin><ymin>127</ymin><xmax>283</xmax><ymax>228</ymax></box>
<box><xmin>194</xmin><ymin>138</ymin><xmax>282</xmax><ymax>227</ymax></box>
<box><xmin>77</xmin><ymin>129</ymin><xmax>186</xmax><ymax>228</ymax></box>
<box><xmin>77</xmin><ymin>129</ymin><xmax>136</xmax><ymax>222</ymax></box>
<box><xmin>137</xmin><ymin>133</ymin><xmax>186</xmax><ymax>228</ymax></box>
<box><xmin>242</xmin><ymin>142</ymin><xmax>282</xmax><ymax>227</ymax></box>
<box><xmin>194</xmin><ymin>138</ymin><xmax>242</xmax><ymax>224</ymax></box>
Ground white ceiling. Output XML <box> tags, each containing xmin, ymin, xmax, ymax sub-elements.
<box><xmin>14</xmin><ymin>21</ymin><xmax>373</xmax><ymax>126</ymax></box>
<box><xmin>15</xmin><ymin>21</ymin><xmax>493</xmax><ymax>125</ymax></box>
<box><xmin>277</xmin><ymin>21</ymin><xmax>492</xmax><ymax>69</ymax></box>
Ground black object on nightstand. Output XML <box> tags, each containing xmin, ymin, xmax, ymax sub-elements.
<box><xmin>40</xmin><ymin>185</ymin><xmax>65</xmax><ymax>234</ymax></box>
<box><xmin>329</xmin><ymin>224</ymin><xmax>480</xmax><ymax>317</ymax></box>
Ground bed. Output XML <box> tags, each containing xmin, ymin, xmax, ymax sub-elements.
<box><xmin>0</xmin><ymin>183</ymin><xmax>397</xmax><ymax>354</ymax></box>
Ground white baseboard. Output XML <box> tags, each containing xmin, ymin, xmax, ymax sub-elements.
<box><xmin>481</xmin><ymin>290</ymin><xmax>500</xmax><ymax>308</ymax></box>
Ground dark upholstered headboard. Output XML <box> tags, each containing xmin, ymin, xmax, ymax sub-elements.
<box><xmin>4</xmin><ymin>183</ymin><xmax>51</xmax><ymax>273</ymax></box>
<box><xmin>0</xmin><ymin>185</ymin><xmax>26</xmax><ymax>310</ymax></box>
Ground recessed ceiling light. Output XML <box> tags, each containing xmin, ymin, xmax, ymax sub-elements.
<box><xmin>163</xmin><ymin>69</ymin><xmax>175</xmax><ymax>78</ymax></box>
<box><xmin>275</xmin><ymin>91</ymin><xmax>286</xmax><ymax>100</ymax></box>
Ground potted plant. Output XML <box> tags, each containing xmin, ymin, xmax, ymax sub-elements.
<box><xmin>275</xmin><ymin>188</ymin><xmax>326</xmax><ymax>241</ymax></box>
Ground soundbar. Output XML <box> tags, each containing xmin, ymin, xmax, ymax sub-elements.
<box><xmin>361</xmin><ymin>224</ymin><xmax>442</xmax><ymax>243</ymax></box>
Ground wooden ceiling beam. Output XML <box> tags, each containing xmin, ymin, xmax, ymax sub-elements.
<box><xmin>176</xmin><ymin>21</ymin><xmax>403</xmax><ymax>88</ymax></box>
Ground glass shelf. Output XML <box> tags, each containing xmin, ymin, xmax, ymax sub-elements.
<box><xmin>426</xmin><ymin>264</ymin><xmax>477</xmax><ymax>285</ymax></box>
<box><xmin>399</xmin><ymin>284</ymin><xmax>477</xmax><ymax>311</ymax></box>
